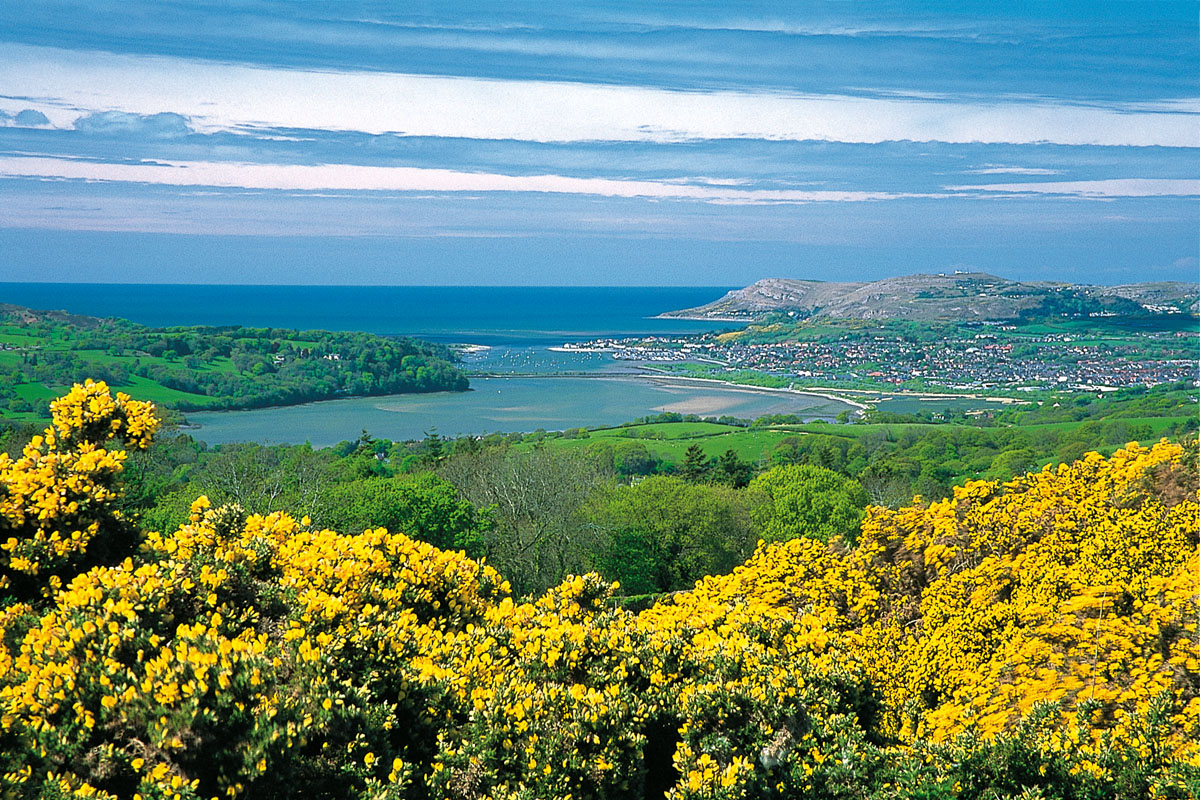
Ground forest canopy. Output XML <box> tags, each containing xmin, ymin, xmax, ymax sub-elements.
<box><xmin>0</xmin><ymin>306</ymin><xmax>468</xmax><ymax>415</ymax></box>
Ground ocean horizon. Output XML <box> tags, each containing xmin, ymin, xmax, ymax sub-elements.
<box><xmin>0</xmin><ymin>283</ymin><xmax>741</xmax><ymax>345</ymax></box>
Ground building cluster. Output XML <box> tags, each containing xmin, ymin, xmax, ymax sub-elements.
<box><xmin>570</xmin><ymin>331</ymin><xmax>1199</xmax><ymax>390</ymax></box>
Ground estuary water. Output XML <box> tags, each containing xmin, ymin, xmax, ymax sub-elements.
<box><xmin>186</xmin><ymin>376</ymin><xmax>853</xmax><ymax>447</ymax></box>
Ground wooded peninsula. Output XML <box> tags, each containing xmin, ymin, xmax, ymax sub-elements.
<box><xmin>0</xmin><ymin>303</ymin><xmax>468</xmax><ymax>416</ymax></box>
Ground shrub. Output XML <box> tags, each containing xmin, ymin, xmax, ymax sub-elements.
<box><xmin>1</xmin><ymin>385</ymin><xmax>1197</xmax><ymax>798</ymax></box>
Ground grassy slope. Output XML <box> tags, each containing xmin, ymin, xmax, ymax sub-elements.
<box><xmin>0</xmin><ymin>327</ymin><xmax>223</xmax><ymax>419</ymax></box>
<box><xmin>516</xmin><ymin>421</ymin><xmax>919</xmax><ymax>465</ymax></box>
<box><xmin>515</xmin><ymin>415</ymin><xmax>1194</xmax><ymax>469</ymax></box>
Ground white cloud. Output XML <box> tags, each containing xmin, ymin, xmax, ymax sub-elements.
<box><xmin>945</xmin><ymin>179</ymin><xmax>1200</xmax><ymax>197</ymax></box>
<box><xmin>1</xmin><ymin>43</ymin><xmax>1196</xmax><ymax>147</ymax></box>
<box><xmin>964</xmin><ymin>166</ymin><xmax>1062</xmax><ymax>175</ymax></box>
<box><xmin>0</xmin><ymin>155</ymin><xmax>934</xmax><ymax>203</ymax></box>
<box><xmin>6</xmin><ymin>155</ymin><xmax>1195</xmax><ymax>204</ymax></box>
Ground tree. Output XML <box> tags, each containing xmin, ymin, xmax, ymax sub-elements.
<box><xmin>986</xmin><ymin>447</ymin><xmax>1038</xmax><ymax>480</ymax></box>
<box><xmin>749</xmin><ymin>464</ymin><xmax>869</xmax><ymax>544</ymax></box>
<box><xmin>117</xmin><ymin>430</ymin><xmax>203</xmax><ymax>517</ymax></box>
<box><xmin>770</xmin><ymin>437</ymin><xmax>803</xmax><ymax>466</ymax></box>
<box><xmin>315</xmin><ymin>472</ymin><xmax>490</xmax><ymax>556</ymax></box>
<box><xmin>422</xmin><ymin>429</ymin><xmax>444</xmax><ymax>464</ymax></box>
<box><xmin>198</xmin><ymin>443</ymin><xmax>290</xmax><ymax>512</ymax></box>
<box><xmin>436</xmin><ymin>447</ymin><xmax>614</xmax><ymax>594</ymax></box>
<box><xmin>584</xmin><ymin>476</ymin><xmax>756</xmax><ymax>594</ymax></box>
<box><xmin>679</xmin><ymin>443</ymin><xmax>710</xmax><ymax>482</ymax></box>
<box><xmin>858</xmin><ymin>459</ymin><xmax>918</xmax><ymax>508</ymax></box>
<box><xmin>175</xmin><ymin>442</ymin><xmax>335</xmax><ymax>521</ymax></box>
<box><xmin>612</xmin><ymin>440</ymin><xmax>657</xmax><ymax>476</ymax></box>
<box><xmin>713</xmin><ymin>448</ymin><xmax>752</xmax><ymax>488</ymax></box>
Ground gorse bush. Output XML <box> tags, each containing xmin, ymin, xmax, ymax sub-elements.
<box><xmin>0</xmin><ymin>380</ymin><xmax>157</xmax><ymax>601</ymax></box>
<box><xmin>1</xmin><ymin>383</ymin><xmax>1197</xmax><ymax>799</ymax></box>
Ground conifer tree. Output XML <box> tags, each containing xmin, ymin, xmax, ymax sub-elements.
<box><xmin>679</xmin><ymin>443</ymin><xmax>710</xmax><ymax>482</ymax></box>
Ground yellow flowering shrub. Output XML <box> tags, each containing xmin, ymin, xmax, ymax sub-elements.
<box><xmin>1</xmin><ymin>493</ymin><xmax>509</xmax><ymax>799</ymax></box>
<box><xmin>0</xmin><ymin>380</ymin><xmax>157</xmax><ymax>599</ymax></box>
<box><xmin>419</xmin><ymin>438</ymin><xmax>1198</xmax><ymax>798</ymax></box>
<box><xmin>670</xmin><ymin>440</ymin><xmax>1198</xmax><ymax>794</ymax></box>
<box><xmin>874</xmin><ymin>444</ymin><xmax>1199</xmax><ymax>758</ymax></box>
<box><xmin>424</xmin><ymin>574</ymin><xmax>651</xmax><ymax>799</ymax></box>
<box><xmin>1</xmin><ymin>385</ymin><xmax>1198</xmax><ymax>799</ymax></box>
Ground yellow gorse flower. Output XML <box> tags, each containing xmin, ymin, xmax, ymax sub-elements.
<box><xmin>0</xmin><ymin>380</ymin><xmax>157</xmax><ymax>591</ymax></box>
<box><xmin>0</xmin><ymin>384</ymin><xmax>1196</xmax><ymax>799</ymax></box>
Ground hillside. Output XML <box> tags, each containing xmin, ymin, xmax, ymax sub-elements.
<box><xmin>0</xmin><ymin>301</ymin><xmax>107</xmax><ymax>329</ymax></box>
<box><xmin>0</xmin><ymin>303</ymin><xmax>468</xmax><ymax>416</ymax></box>
<box><xmin>1</xmin><ymin>383</ymin><xmax>1197</xmax><ymax>799</ymax></box>
<box><xmin>661</xmin><ymin>272</ymin><xmax>1200</xmax><ymax>322</ymax></box>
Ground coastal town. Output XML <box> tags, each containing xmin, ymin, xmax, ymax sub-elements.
<box><xmin>561</xmin><ymin>328</ymin><xmax>1199</xmax><ymax>393</ymax></box>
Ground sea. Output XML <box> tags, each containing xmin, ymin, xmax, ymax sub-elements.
<box><xmin>2</xmin><ymin>283</ymin><xmax>856</xmax><ymax>445</ymax></box>
<box><xmin>0</xmin><ymin>284</ymin><xmax>736</xmax><ymax>344</ymax></box>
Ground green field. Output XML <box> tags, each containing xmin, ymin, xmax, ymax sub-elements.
<box><xmin>588</xmin><ymin>421</ymin><xmax>749</xmax><ymax>440</ymax></box>
<box><xmin>517</xmin><ymin>420</ymin><xmax>951</xmax><ymax>466</ymax></box>
<box><xmin>1020</xmin><ymin>415</ymin><xmax>1194</xmax><ymax>435</ymax></box>
<box><xmin>112</xmin><ymin>374</ymin><xmax>219</xmax><ymax>406</ymax></box>
<box><xmin>0</xmin><ymin>343</ymin><xmax>231</xmax><ymax>418</ymax></box>
<box><xmin>871</xmin><ymin>395</ymin><xmax>1017</xmax><ymax>415</ymax></box>
<box><xmin>509</xmin><ymin>403</ymin><xmax>1197</xmax><ymax>476</ymax></box>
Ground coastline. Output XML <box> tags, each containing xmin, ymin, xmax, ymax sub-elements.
<box><xmin>651</xmin><ymin>313</ymin><xmax>757</xmax><ymax>323</ymax></box>
<box><xmin>633</xmin><ymin>373</ymin><xmax>1034</xmax><ymax>408</ymax></box>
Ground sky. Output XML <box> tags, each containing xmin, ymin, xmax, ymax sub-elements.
<box><xmin>0</xmin><ymin>1</ymin><xmax>1196</xmax><ymax>286</ymax></box>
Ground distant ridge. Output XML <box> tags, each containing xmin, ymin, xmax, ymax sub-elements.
<box><xmin>660</xmin><ymin>273</ymin><xmax>1200</xmax><ymax>322</ymax></box>
<box><xmin>0</xmin><ymin>302</ymin><xmax>110</xmax><ymax>329</ymax></box>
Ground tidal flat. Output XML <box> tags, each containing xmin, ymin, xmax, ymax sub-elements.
<box><xmin>186</xmin><ymin>375</ymin><xmax>854</xmax><ymax>446</ymax></box>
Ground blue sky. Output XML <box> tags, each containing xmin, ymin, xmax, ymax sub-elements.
<box><xmin>0</xmin><ymin>1</ymin><xmax>1196</xmax><ymax>285</ymax></box>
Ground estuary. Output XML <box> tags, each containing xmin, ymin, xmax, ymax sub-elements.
<box><xmin>186</xmin><ymin>375</ymin><xmax>854</xmax><ymax>446</ymax></box>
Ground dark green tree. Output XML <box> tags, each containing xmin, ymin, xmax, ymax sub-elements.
<box><xmin>714</xmin><ymin>448</ymin><xmax>753</xmax><ymax>488</ymax></box>
<box><xmin>612</xmin><ymin>440</ymin><xmax>657</xmax><ymax>476</ymax></box>
<box><xmin>679</xmin><ymin>443</ymin><xmax>710</xmax><ymax>482</ymax></box>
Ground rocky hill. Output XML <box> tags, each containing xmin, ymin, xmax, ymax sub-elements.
<box><xmin>660</xmin><ymin>272</ymin><xmax>1200</xmax><ymax>322</ymax></box>
<box><xmin>0</xmin><ymin>302</ymin><xmax>110</xmax><ymax>329</ymax></box>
